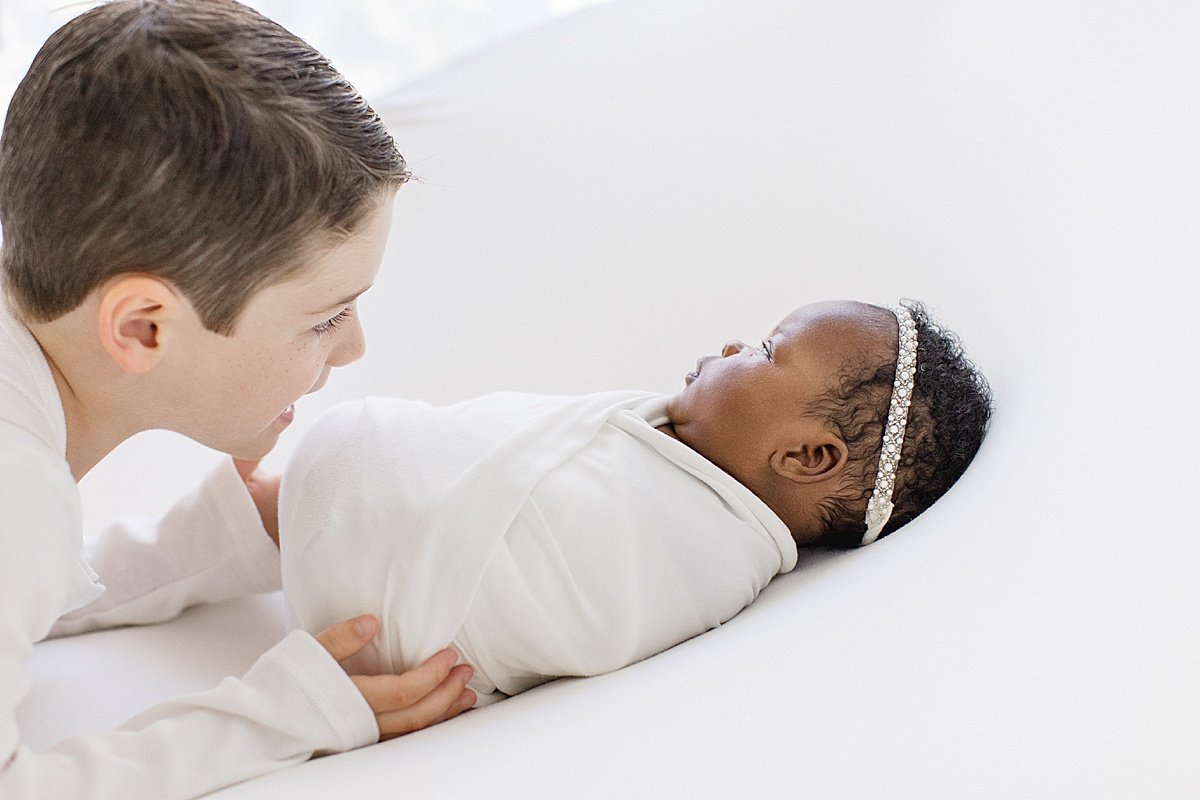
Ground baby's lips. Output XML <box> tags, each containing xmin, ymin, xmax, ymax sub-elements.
<box><xmin>686</xmin><ymin>356</ymin><xmax>712</xmax><ymax>385</ymax></box>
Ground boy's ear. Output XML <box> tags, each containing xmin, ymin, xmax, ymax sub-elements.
<box><xmin>96</xmin><ymin>275</ymin><xmax>182</xmax><ymax>374</ymax></box>
<box><xmin>770</xmin><ymin>433</ymin><xmax>849</xmax><ymax>485</ymax></box>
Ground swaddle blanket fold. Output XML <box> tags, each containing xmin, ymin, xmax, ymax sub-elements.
<box><xmin>280</xmin><ymin>391</ymin><xmax>797</xmax><ymax>704</ymax></box>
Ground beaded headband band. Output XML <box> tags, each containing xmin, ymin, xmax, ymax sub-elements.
<box><xmin>861</xmin><ymin>305</ymin><xmax>918</xmax><ymax>546</ymax></box>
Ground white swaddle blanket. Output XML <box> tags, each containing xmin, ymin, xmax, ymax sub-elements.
<box><xmin>279</xmin><ymin>391</ymin><xmax>798</xmax><ymax>705</ymax></box>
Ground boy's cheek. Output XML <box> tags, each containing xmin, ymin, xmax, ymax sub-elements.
<box><xmin>308</xmin><ymin>367</ymin><xmax>332</xmax><ymax>395</ymax></box>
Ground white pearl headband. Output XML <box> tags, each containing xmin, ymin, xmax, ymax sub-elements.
<box><xmin>861</xmin><ymin>305</ymin><xmax>918</xmax><ymax>546</ymax></box>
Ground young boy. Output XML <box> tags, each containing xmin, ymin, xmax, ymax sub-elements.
<box><xmin>0</xmin><ymin>3</ymin><xmax>473</xmax><ymax>798</ymax></box>
<box><xmin>279</xmin><ymin>300</ymin><xmax>992</xmax><ymax>704</ymax></box>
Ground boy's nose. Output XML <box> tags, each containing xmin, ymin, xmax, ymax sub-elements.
<box><xmin>327</xmin><ymin>313</ymin><xmax>366</xmax><ymax>367</ymax></box>
<box><xmin>721</xmin><ymin>340</ymin><xmax>747</xmax><ymax>357</ymax></box>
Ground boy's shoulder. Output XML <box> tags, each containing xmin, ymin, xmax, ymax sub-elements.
<box><xmin>0</xmin><ymin>303</ymin><xmax>94</xmax><ymax>620</ymax></box>
<box><xmin>0</xmin><ymin>299</ymin><xmax>65</xmax><ymax>454</ymax></box>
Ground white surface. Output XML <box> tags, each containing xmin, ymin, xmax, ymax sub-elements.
<box><xmin>19</xmin><ymin>0</ymin><xmax>1200</xmax><ymax>797</ymax></box>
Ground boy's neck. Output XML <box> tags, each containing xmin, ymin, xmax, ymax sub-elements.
<box><xmin>25</xmin><ymin>314</ymin><xmax>141</xmax><ymax>481</ymax></box>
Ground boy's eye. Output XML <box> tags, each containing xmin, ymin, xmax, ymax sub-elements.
<box><xmin>313</xmin><ymin>308</ymin><xmax>352</xmax><ymax>335</ymax></box>
<box><xmin>761</xmin><ymin>340</ymin><xmax>774</xmax><ymax>361</ymax></box>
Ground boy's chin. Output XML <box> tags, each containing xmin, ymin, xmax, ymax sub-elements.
<box><xmin>225</xmin><ymin>408</ymin><xmax>294</xmax><ymax>460</ymax></box>
<box><xmin>226</xmin><ymin>431</ymin><xmax>282</xmax><ymax>461</ymax></box>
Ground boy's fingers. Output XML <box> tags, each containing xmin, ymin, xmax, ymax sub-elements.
<box><xmin>434</xmin><ymin>688</ymin><xmax>478</xmax><ymax>725</ymax></box>
<box><xmin>369</xmin><ymin>664</ymin><xmax>475</xmax><ymax>740</ymax></box>
<box><xmin>352</xmin><ymin>647</ymin><xmax>461</xmax><ymax>710</ymax></box>
<box><xmin>314</xmin><ymin>615</ymin><xmax>378</xmax><ymax>663</ymax></box>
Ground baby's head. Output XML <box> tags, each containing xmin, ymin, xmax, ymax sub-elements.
<box><xmin>663</xmin><ymin>300</ymin><xmax>992</xmax><ymax>547</ymax></box>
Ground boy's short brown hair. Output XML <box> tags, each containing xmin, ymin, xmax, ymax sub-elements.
<box><xmin>0</xmin><ymin>0</ymin><xmax>410</xmax><ymax>335</ymax></box>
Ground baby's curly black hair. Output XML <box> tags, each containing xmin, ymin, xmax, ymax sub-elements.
<box><xmin>811</xmin><ymin>300</ymin><xmax>993</xmax><ymax>548</ymax></box>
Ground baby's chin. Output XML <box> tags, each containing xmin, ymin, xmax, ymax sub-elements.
<box><xmin>661</xmin><ymin>390</ymin><xmax>687</xmax><ymax>425</ymax></box>
<box><xmin>659</xmin><ymin>391</ymin><xmax>704</xmax><ymax>446</ymax></box>
<box><xmin>664</xmin><ymin>373</ymin><xmax>706</xmax><ymax>416</ymax></box>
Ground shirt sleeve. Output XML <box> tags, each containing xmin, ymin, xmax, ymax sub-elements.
<box><xmin>0</xmin><ymin>450</ymin><xmax>379</xmax><ymax>799</ymax></box>
<box><xmin>1</xmin><ymin>631</ymin><xmax>379</xmax><ymax>799</ymax></box>
<box><xmin>50</xmin><ymin>458</ymin><xmax>282</xmax><ymax>637</ymax></box>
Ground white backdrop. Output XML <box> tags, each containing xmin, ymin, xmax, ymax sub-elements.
<box><xmin>0</xmin><ymin>0</ymin><xmax>612</xmax><ymax>535</ymax></box>
<box><xmin>0</xmin><ymin>0</ymin><xmax>616</xmax><ymax>130</ymax></box>
<box><xmin>12</xmin><ymin>1</ymin><xmax>1200</xmax><ymax>797</ymax></box>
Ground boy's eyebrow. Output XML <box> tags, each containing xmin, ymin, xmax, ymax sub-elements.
<box><xmin>308</xmin><ymin>285</ymin><xmax>373</xmax><ymax>315</ymax></box>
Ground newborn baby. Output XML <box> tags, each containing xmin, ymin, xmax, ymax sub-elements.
<box><xmin>279</xmin><ymin>300</ymin><xmax>992</xmax><ymax>705</ymax></box>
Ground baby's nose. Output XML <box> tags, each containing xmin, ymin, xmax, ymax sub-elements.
<box><xmin>721</xmin><ymin>340</ymin><xmax>747</xmax><ymax>357</ymax></box>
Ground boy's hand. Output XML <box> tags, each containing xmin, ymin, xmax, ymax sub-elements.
<box><xmin>315</xmin><ymin>615</ymin><xmax>476</xmax><ymax>740</ymax></box>
<box><xmin>233</xmin><ymin>457</ymin><xmax>281</xmax><ymax>547</ymax></box>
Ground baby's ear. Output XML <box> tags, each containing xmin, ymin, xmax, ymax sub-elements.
<box><xmin>96</xmin><ymin>275</ymin><xmax>180</xmax><ymax>373</ymax></box>
<box><xmin>770</xmin><ymin>435</ymin><xmax>848</xmax><ymax>484</ymax></box>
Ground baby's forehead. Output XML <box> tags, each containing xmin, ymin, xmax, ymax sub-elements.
<box><xmin>770</xmin><ymin>301</ymin><xmax>897</xmax><ymax>383</ymax></box>
<box><xmin>773</xmin><ymin>300</ymin><xmax>893</xmax><ymax>339</ymax></box>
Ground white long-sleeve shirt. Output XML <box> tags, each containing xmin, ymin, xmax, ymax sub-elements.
<box><xmin>0</xmin><ymin>298</ymin><xmax>378</xmax><ymax>799</ymax></box>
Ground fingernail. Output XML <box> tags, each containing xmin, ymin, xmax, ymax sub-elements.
<box><xmin>353</xmin><ymin>615</ymin><xmax>376</xmax><ymax>638</ymax></box>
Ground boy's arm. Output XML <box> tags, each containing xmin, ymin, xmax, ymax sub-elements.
<box><xmin>2</xmin><ymin>628</ymin><xmax>377</xmax><ymax>798</ymax></box>
<box><xmin>1</xmin><ymin>465</ymin><xmax>471</xmax><ymax>797</ymax></box>
<box><xmin>5</xmin><ymin>621</ymin><xmax>470</xmax><ymax>800</ymax></box>
<box><xmin>50</xmin><ymin>458</ymin><xmax>280</xmax><ymax>637</ymax></box>
<box><xmin>0</xmin><ymin>448</ymin><xmax>371</xmax><ymax>799</ymax></box>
